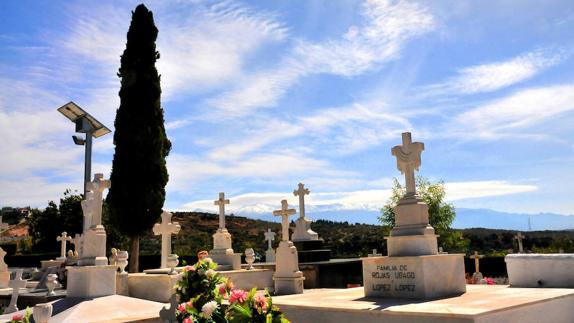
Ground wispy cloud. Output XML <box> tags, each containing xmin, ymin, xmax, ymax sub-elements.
<box><xmin>179</xmin><ymin>180</ymin><xmax>537</xmax><ymax>214</ymax></box>
<box><xmin>209</xmin><ymin>0</ymin><xmax>435</xmax><ymax>116</ymax></box>
<box><xmin>206</xmin><ymin>101</ymin><xmax>411</xmax><ymax>163</ymax></box>
<box><xmin>452</xmin><ymin>84</ymin><xmax>574</xmax><ymax>138</ymax></box>
<box><xmin>421</xmin><ymin>48</ymin><xmax>566</xmax><ymax>96</ymax></box>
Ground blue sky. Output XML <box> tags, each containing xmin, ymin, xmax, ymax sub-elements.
<box><xmin>1</xmin><ymin>0</ymin><xmax>573</xmax><ymax>220</ymax></box>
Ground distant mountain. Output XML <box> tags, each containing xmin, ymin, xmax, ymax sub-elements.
<box><xmin>233</xmin><ymin>208</ymin><xmax>574</xmax><ymax>231</ymax></box>
<box><xmin>452</xmin><ymin>208</ymin><xmax>574</xmax><ymax>231</ymax></box>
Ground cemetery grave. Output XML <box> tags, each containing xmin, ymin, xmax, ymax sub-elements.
<box><xmin>1</xmin><ymin>2</ymin><xmax>573</xmax><ymax>323</ymax></box>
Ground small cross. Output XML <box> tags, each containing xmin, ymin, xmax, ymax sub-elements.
<box><xmin>391</xmin><ymin>132</ymin><xmax>424</xmax><ymax>197</ymax></box>
<box><xmin>56</xmin><ymin>232</ymin><xmax>72</xmax><ymax>258</ymax></box>
<box><xmin>153</xmin><ymin>211</ymin><xmax>181</xmax><ymax>269</ymax></box>
<box><xmin>214</xmin><ymin>192</ymin><xmax>230</xmax><ymax>230</ymax></box>
<box><xmin>5</xmin><ymin>269</ymin><xmax>27</xmax><ymax>314</ymax></box>
<box><xmin>514</xmin><ymin>232</ymin><xmax>525</xmax><ymax>253</ymax></box>
<box><xmin>272</xmin><ymin>200</ymin><xmax>297</xmax><ymax>241</ymax></box>
<box><xmin>264</xmin><ymin>228</ymin><xmax>276</xmax><ymax>250</ymax></box>
<box><xmin>470</xmin><ymin>251</ymin><xmax>485</xmax><ymax>273</ymax></box>
<box><xmin>293</xmin><ymin>183</ymin><xmax>310</xmax><ymax>219</ymax></box>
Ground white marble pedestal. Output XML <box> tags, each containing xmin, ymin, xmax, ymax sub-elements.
<box><xmin>362</xmin><ymin>254</ymin><xmax>466</xmax><ymax>299</ymax></box>
<box><xmin>67</xmin><ymin>265</ymin><xmax>117</xmax><ymax>298</ymax></box>
<box><xmin>128</xmin><ymin>273</ymin><xmax>182</xmax><ymax>302</ymax></box>
<box><xmin>274</xmin><ymin>241</ymin><xmax>305</xmax><ymax>295</ymax></box>
<box><xmin>210</xmin><ymin>229</ymin><xmax>241</xmax><ymax>270</ymax></box>
<box><xmin>78</xmin><ymin>225</ymin><xmax>108</xmax><ymax>266</ymax></box>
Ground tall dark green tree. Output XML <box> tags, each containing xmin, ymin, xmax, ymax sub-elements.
<box><xmin>107</xmin><ymin>4</ymin><xmax>171</xmax><ymax>273</ymax></box>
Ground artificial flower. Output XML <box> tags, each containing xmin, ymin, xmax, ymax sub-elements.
<box><xmin>254</xmin><ymin>294</ymin><xmax>269</xmax><ymax>312</ymax></box>
<box><xmin>201</xmin><ymin>301</ymin><xmax>218</xmax><ymax>319</ymax></box>
<box><xmin>229</xmin><ymin>289</ymin><xmax>248</xmax><ymax>304</ymax></box>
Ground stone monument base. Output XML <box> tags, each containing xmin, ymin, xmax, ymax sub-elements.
<box><xmin>274</xmin><ymin>275</ymin><xmax>305</xmax><ymax>295</ymax></box>
<box><xmin>274</xmin><ymin>241</ymin><xmax>305</xmax><ymax>295</ymax></box>
<box><xmin>67</xmin><ymin>265</ymin><xmax>117</xmax><ymax>298</ymax></box>
<box><xmin>386</xmin><ymin>234</ymin><xmax>439</xmax><ymax>257</ymax></box>
<box><xmin>505</xmin><ymin>254</ymin><xmax>574</xmax><ymax>288</ymax></box>
<box><xmin>362</xmin><ymin>254</ymin><xmax>465</xmax><ymax>299</ymax></box>
<box><xmin>128</xmin><ymin>273</ymin><xmax>182</xmax><ymax>303</ymax></box>
<box><xmin>209</xmin><ymin>248</ymin><xmax>241</xmax><ymax>270</ymax></box>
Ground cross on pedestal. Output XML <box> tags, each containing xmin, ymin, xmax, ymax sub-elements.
<box><xmin>153</xmin><ymin>211</ymin><xmax>181</xmax><ymax>269</ymax></box>
<box><xmin>391</xmin><ymin>132</ymin><xmax>424</xmax><ymax>197</ymax></box>
<box><xmin>470</xmin><ymin>251</ymin><xmax>485</xmax><ymax>273</ymax></box>
<box><xmin>273</xmin><ymin>200</ymin><xmax>297</xmax><ymax>241</ymax></box>
<box><xmin>214</xmin><ymin>192</ymin><xmax>230</xmax><ymax>230</ymax></box>
<box><xmin>56</xmin><ymin>232</ymin><xmax>72</xmax><ymax>258</ymax></box>
<box><xmin>293</xmin><ymin>183</ymin><xmax>310</xmax><ymax>219</ymax></box>
<box><xmin>514</xmin><ymin>232</ymin><xmax>525</xmax><ymax>253</ymax></box>
<box><xmin>84</xmin><ymin>173</ymin><xmax>111</xmax><ymax>227</ymax></box>
<box><xmin>264</xmin><ymin>228</ymin><xmax>276</xmax><ymax>250</ymax></box>
<box><xmin>5</xmin><ymin>269</ymin><xmax>26</xmax><ymax>314</ymax></box>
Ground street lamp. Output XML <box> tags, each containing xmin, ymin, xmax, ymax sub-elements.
<box><xmin>57</xmin><ymin>101</ymin><xmax>111</xmax><ymax>198</ymax></box>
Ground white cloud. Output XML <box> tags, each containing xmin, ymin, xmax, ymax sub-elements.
<box><xmin>180</xmin><ymin>180</ymin><xmax>538</xmax><ymax>214</ymax></box>
<box><xmin>205</xmin><ymin>101</ymin><xmax>411</xmax><ymax>163</ymax></box>
<box><xmin>209</xmin><ymin>0</ymin><xmax>435</xmax><ymax>115</ymax></box>
<box><xmin>422</xmin><ymin>48</ymin><xmax>565</xmax><ymax>96</ymax></box>
<box><xmin>453</xmin><ymin>84</ymin><xmax>574</xmax><ymax>137</ymax></box>
<box><xmin>444</xmin><ymin>181</ymin><xmax>537</xmax><ymax>201</ymax></box>
<box><xmin>166</xmin><ymin>152</ymin><xmax>331</xmax><ymax>192</ymax></box>
<box><xmin>0</xmin><ymin>177</ymin><xmax>78</xmax><ymax>207</ymax></box>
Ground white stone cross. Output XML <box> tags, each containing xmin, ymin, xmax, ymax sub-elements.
<box><xmin>153</xmin><ymin>211</ymin><xmax>181</xmax><ymax>269</ymax></box>
<box><xmin>514</xmin><ymin>232</ymin><xmax>525</xmax><ymax>253</ymax></box>
<box><xmin>264</xmin><ymin>228</ymin><xmax>276</xmax><ymax>250</ymax></box>
<box><xmin>293</xmin><ymin>183</ymin><xmax>310</xmax><ymax>219</ymax></box>
<box><xmin>84</xmin><ymin>173</ymin><xmax>111</xmax><ymax>227</ymax></box>
<box><xmin>56</xmin><ymin>232</ymin><xmax>72</xmax><ymax>258</ymax></box>
<box><xmin>5</xmin><ymin>269</ymin><xmax>27</xmax><ymax>314</ymax></box>
<box><xmin>391</xmin><ymin>132</ymin><xmax>424</xmax><ymax>197</ymax></box>
<box><xmin>214</xmin><ymin>192</ymin><xmax>230</xmax><ymax>230</ymax></box>
<box><xmin>273</xmin><ymin>200</ymin><xmax>297</xmax><ymax>241</ymax></box>
<box><xmin>470</xmin><ymin>251</ymin><xmax>485</xmax><ymax>273</ymax></box>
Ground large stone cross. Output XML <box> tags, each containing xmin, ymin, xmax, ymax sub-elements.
<box><xmin>82</xmin><ymin>173</ymin><xmax>111</xmax><ymax>231</ymax></box>
<box><xmin>514</xmin><ymin>232</ymin><xmax>525</xmax><ymax>253</ymax></box>
<box><xmin>391</xmin><ymin>132</ymin><xmax>424</xmax><ymax>197</ymax></box>
<box><xmin>293</xmin><ymin>183</ymin><xmax>310</xmax><ymax>219</ymax></box>
<box><xmin>214</xmin><ymin>192</ymin><xmax>230</xmax><ymax>230</ymax></box>
<box><xmin>264</xmin><ymin>228</ymin><xmax>276</xmax><ymax>250</ymax></box>
<box><xmin>153</xmin><ymin>211</ymin><xmax>181</xmax><ymax>269</ymax></box>
<box><xmin>470</xmin><ymin>251</ymin><xmax>485</xmax><ymax>273</ymax></box>
<box><xmin>56</xmin><ymin>232</ymin><xmax>72</xmax><ymax>258</ymax></box>
<box><xmin>5</xmin><ymin>269</ymin><xmax>27</xmax><ymax>314</ymax></box>
<box><xmin>273</xmin><ymin>200</ymin><xmax>296</xmax><ymax>241</ymax></box>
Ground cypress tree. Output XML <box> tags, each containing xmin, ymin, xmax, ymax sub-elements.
<box><xmin>107</xmin><ymin>4</ymin><xmax>171</xmax><ymax>272</ymax></box>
